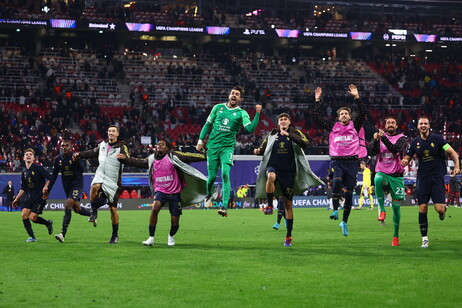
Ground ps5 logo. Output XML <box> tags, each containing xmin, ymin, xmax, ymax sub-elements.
<box><xmin>243</xmin><ymin>28</ymin><xmax>266</xmax><ymax>35</ymax></box>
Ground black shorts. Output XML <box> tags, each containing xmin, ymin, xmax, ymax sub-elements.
<box><xmin>330</xmin><ymin>160</ymin><xmax>358</xmax><ymax>191</ymax></box>
<box><xmin>154</xmin><ymin>192</ymin><xmax>182</xmax><ymax>216</ymax></box>
<box><xmin>64</xmin><ymin>187</ymin><xmax>82</xmax><ymax>201</ymax></box>
<box><xmin>416</xmin><ymin>176</ymin><xmax>445</xmax><ymax>204</ymax></box>
<box><xmin>267</xmin><ymin>167</ymin><xmax>295</xmax><ymax>200</ymax></box>
<box><xmin>22</xmin><ymin>199</ymin><xmax>47</xmax><ymax>214</ymax></box>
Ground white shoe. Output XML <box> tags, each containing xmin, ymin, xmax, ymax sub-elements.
<box><xmin>55</xmin><ymin>233</ymin><xmax>65</xmax><ymax>243</ymax></box>
<box><xmin>142</xmin><ymin>236</ymin><xmax>154</xmax><ymax>246</ymax></box>
<box><xmin>168</xmin><ymin>235</ymin><xmax>175</xmax><ymax>246</ymax></box>
<box><xmin>421</xmin><ymin>238</ymin><xmax>429</xmax><ymax>248</ymax></box>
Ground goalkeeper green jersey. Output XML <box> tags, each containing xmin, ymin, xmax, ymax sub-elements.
<box><xmin>200</xmin><ymin>103</ymin><xmax>252</xmax><ymax>149</ymax></box>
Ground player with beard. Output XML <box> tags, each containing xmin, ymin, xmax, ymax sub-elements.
<box><xmin>314</xmin><ymin>85</ymin><xmax>365</xmax><ymax>236</ymax></box>
<box><xmin>196</xmin><ymin>86</ymin><xmax>262</xmax><ymax>217</ymax></box>
<box><xmin>401</xmin><ymin>116</ymin><xmax>459</xmax><ymax>248</ymax></box>
<box><xmin>368</xmin><ymin>116</ymin><xmax>408</xmax><ymax>246</ymax></box>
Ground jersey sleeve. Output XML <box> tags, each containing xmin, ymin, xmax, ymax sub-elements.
<box><xmin>406</xmin><ymin>140</ymin><xmax>416</xmax><ymax>157</ymax></box>
<box><xmin>243</xmin><ymin>109</ymin><xmax>260</xmax><ymax>133</ymax></box>
<box><xmin>437</xmin><ymin>135</ymin><xmax>448</xmax><ymax>149</ymax></box>
<box><xmin>38</xmin><ymin>164</ymin><xmax>53</xmax><ymax>181</ymax></box>
<box><xmin>199</xmin><ymin>104</ymin><xmax>219</xmax><ymax>140</ymax></box>
<box><xmin>241</xmin><ymin>109</ymin><xmax>251</xmax><ymax>127</ymax></box>
<box><xmin>48</xmin><ymin>157</ymin><xmax>60</xmax><ymax>191</ymax></box>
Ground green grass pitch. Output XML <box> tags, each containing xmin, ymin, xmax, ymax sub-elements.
<box><xmin>1</xmin><ymin>206</ymin><xmax>462</xmax><ymax>307</ymax></box>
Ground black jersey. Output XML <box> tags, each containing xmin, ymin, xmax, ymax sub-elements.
<box><xmin>50</xmin><ymin>152</ymin><xmax>84</xmax><ymax>191</ymax></box>
<box><xmin>21</xmin><ymin>163</ymin><xmax>52</xmax><ymax>203</ymax></box>
<box><xmin>407</xmin><ymin>133</ymin><xmax>447</xmax><ymax>177</ymax></box>
<box><xmin>268</xmin><ymin>133</ymin><xmax>296</xmax><ymax>173</ymax></box>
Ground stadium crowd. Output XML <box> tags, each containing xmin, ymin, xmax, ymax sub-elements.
<box><xmin>1</xmin><ymin>42</ymin><xmax>461</xmax><ymax>172</ymax></box>
<box><xmin>0</xmin><ymin>1</ymin><xmax>461</xmax><ymax>174</ymax></box>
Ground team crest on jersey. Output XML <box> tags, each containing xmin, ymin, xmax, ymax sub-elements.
<box><xmin>69</xmin><ymin>160</ymin><xmax>72</xmax><ymax>165</ymax></box>
<box><xmin>32</xmin><ymin>171</ymin><xmax>35</xmax><ymax>175</ymax></box>
<box><xmin>431</xmin><ymin>142</ymin><xmax>434</xmax><ymax>147</ymax></box>
<box><xmin>233</xmin><ymin>112</ymin><xmax>236</xmax><ymax>116</ymax></box>
<box><xmin>65</xmin><ymin>166</ymin><xmax>69</xmax><ymax>171</ymax></box>
<box><xmin>279</xmin><ymin>142</ymin><xmax>285</xmax><ymax>148</ymax></box>
<box><xmin>222</xmin><ymin>118</ymin><xmax>229</xmax><ymax>125</ymax></box>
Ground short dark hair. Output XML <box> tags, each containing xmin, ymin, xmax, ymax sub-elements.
<box><xmin>418</xmin><ymin>115</ymin><xmax>429</xmax><ymax>122</ymax></box>
<box><xmin>278</xmin><ymin>113</ymin><xmax>291</xmax><ymax>120</ymax></box>
<box><xmin>232</xmin><ymin>86</ymin><xmax>245</xmax><ymax>97</ymax></box>
<box><xmin>336</xmin><ymin>107</ymin><xmax>351</xmax><ymax>117</ymax></box>
<box><xmin>108</xmin><ymin>125</ymin><xmax>120</xmax><ymax>132</ymax></box>
<box><xmin>385</xmin><ymin>115</ymin><xmax>399</xmax><ymax>124</ymax></box>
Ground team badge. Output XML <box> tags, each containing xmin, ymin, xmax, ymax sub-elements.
<box><xmin>431</xmin><ymin>142</ymin><xmax>434</xmax><ymax>147</ymax></box>
<box><xmin>222</xmin><ymin>119</ymin><xmax>229</xmax><ymax>125</ymax></box>
<box><xmin>233</xmin><ymin>112</ymin><xmax>236</xmax><ymax>116</ymax></box>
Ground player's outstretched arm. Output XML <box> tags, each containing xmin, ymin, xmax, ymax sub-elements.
<box><xmin>116</xmin><ymin>154</ymin><xmax>149</xmax><ymax>169</ymax></box>
<box><xmin>244</xmin><ymin>104</ymin><xmax>262</xmax><ymax>133</ymax></box>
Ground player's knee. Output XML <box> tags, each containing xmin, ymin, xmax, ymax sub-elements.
<box><xmin>222</xmin><ymin>173</ymin><xmax>230</xmax><ymax>183</ymax></box>
<box><xmin>267</xmin><ymin>172</ymin><xmax>276</xmax><ymax>183</ymax></box>
<box><xmin>374</xmin><ymin>174</ymin><xmax>383</xmax><ymax>187</ymax></box>
<box><xmin>64</xmin><ymin>202</ymin><xmax>74</xmax><ymax>210</ymax></box>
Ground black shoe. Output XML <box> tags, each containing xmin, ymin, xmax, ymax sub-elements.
<box><xmin>108</xmin><ymin>235</ymin><xmax>119</xmax><ymax>244</ymax></box>
<box><xmin>89</xmin><ymin>212</ymin><xmax>97</xmax><ymax>223</ymax></box>
<box><xmin>218</xmin><ymin>207</ymin><xmax>228</xmax><ymax>217</ymax></box>
<box><xmin>47</xmin><ymin>220</ymin><xmax>53</xmax><ymax>235</ymax></box>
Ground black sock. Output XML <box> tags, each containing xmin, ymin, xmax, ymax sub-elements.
<box><xmin>112</xmin><ymin>224</ymin><xmax>119</xmax><ymax>237</ymax></box>
<box><xmin>286</xmin><ymin>219</ymin><xmax>293</xmax><ymax>237</ymax></box>
<box><xmin>342</xmin><ymin>191</ymin><xmax>353</xmax><ymax>222</ymax></box>
<box><xmin>90</xmin><ymin>201</ymin><xmax>100</xmax><ymax>215</ymax></box>
<box><xmin>149</xmin><ymin>225</ymin><xmax>156</xmax><ymax>237</ymax></box>
<box><xmin>77</xmin><ymin>207</ymin><xmax>91</xmax><ymax>217</ymax></box>
<box><xmin>277</xmin><ymin>213</ymin><xmax>283</xmax><ymax>224</ymax></box>
<box><xmin>419</xmin><ymin>212</ymin><xmax>428</xmax><ymax>237</ymax></box>
<box><xmin>23</xmin><ymin>219</ymin><xmax>35</xmax><ymax>238</ymax></box>
<box><xmin>34</xmin><ymin>216</ymin><xmax>49</xmax><ymax>225</ymax></box>
<box><xmin>332</xmin><ymin>193</ymin><xmax>340</xmax><ymax>210</ymax></box>
<box><xmin>170</xmin><ymin>225</ymin><xmax>179</xmax><ymax>236</ymax></box>
<box><xmin>266</xmin><ymin>193</ymin><xmax>274</xmax><ymax>208</ymax></box>
<box><xmin>62</xmin><ymin>209</ymin><xmax>72</xmax><ymax>237</ymax></box>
